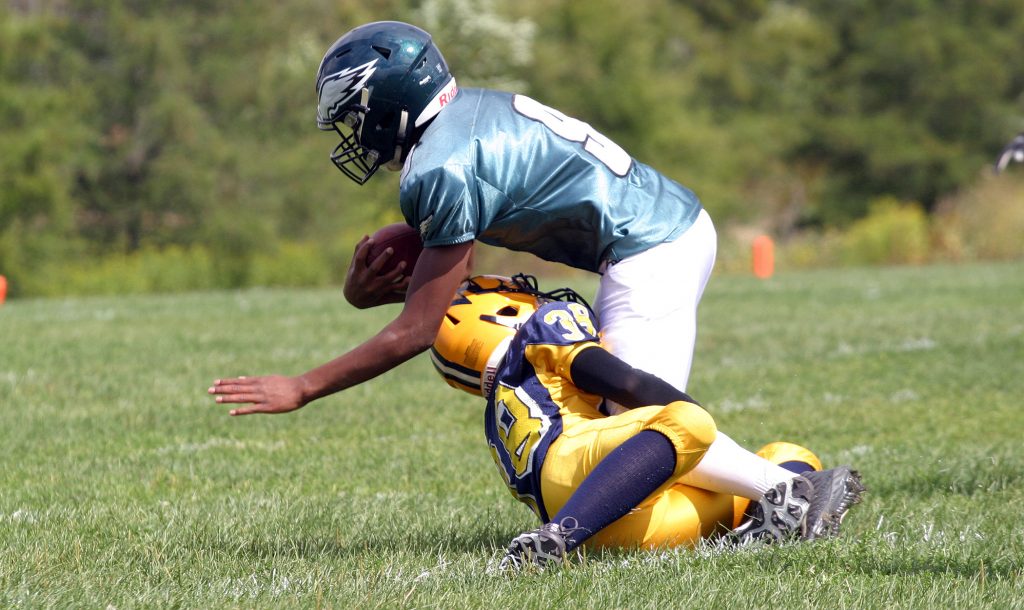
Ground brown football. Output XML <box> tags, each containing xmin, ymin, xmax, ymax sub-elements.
<box><xmin>367</xmin><ymin>223</ymin><xmax>424</xmax><ymax>275</ymax></box>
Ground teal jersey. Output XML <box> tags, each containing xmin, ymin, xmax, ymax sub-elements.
<box><xmin>399</xmin><ymin>88</ymin><xmax>703</xmax><ymax>272</ymax></box>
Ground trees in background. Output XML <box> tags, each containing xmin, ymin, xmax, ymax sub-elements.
<box><xmin>1</xmin><ymin>0</ymin><xmax>1022</xmax><ymax>295</ymax></box>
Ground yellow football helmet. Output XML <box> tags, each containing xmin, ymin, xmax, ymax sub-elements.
<box><xmin>431</xmin><ymin>275</ymin><xmax>541</xmax><ymax>397</ymax></box>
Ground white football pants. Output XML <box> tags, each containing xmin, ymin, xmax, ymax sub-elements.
<box><xmin>593</xmin><ymin>208</ymin><xmax>716</xmax><ymax>399</ymax></box>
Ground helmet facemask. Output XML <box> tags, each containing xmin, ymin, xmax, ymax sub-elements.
<box><xmin>327</xmin><ymin>88</ymin><xmax>411</xmax><ymax>184</ymax></box>
<box><xmin>329</xmin><ymin>106</ymin><xmax>379</xmax><ymax>184</ymax></box>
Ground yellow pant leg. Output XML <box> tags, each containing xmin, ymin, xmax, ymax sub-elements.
<box><xmin>543</xmin><ymin>428</ymin><xmax>823</xmax><ymax>549</ymax></box>
<box><xmin>540</xmin><ymin>401</ymin><xmax>716</xmax><ymax>519</ymax></box>
<box><xmin>588</xmin><ymin>483</ymin><xmax>736</xmax><ymax>549</ymax></box>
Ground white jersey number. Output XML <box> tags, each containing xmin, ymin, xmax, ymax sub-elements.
<box><xmin>513</xmin><ymin>95</ymin><xmax>633</xmax><ymax>177</ymax></box>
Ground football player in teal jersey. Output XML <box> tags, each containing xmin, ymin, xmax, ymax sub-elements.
<box><xmin>209</xmin><ymin>21</ymin><xmax>715</xmax><ymax>417</ymax></box>
<box><xmin>429</xmin><ymin>275</ymin><xmax>864</xmax><ymax>570</ymax></box>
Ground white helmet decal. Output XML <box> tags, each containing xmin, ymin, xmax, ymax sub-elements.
<box><xmin>316</xmin><ymin>58</ymin><xmax>378</xmax><ymax>126</ymax></box>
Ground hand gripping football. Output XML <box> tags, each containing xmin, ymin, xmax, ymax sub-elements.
<box><xmin>367</xmin><ymin>223</ymin><xmax>424</xmax><ymax>275</ymax></box>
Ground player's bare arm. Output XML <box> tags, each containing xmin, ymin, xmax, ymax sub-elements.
<box><xmin>209</xmin><ymin>241</ymin><xmax>473</xmax><ymax>415</ymax></box>
<box><xmin>343</xmin><ymin>234</ymin><xmax>410</xmax><ymax>309</ymax></box>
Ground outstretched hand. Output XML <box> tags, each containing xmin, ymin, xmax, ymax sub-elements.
<box><xmin>208</xmin><ymin>375</ymin><xmax>308</xmax><ymax>416</ymax></box>
<box><xmin>344</xmin><ymin>235</ymin><xmax>411</xmax><ymax>308</ymax></box>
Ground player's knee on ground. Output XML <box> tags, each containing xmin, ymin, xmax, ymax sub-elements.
<box><xmin>642</xmin><ymin>400</ymin><xmax>717</xmax><ymax>477</ymax></box>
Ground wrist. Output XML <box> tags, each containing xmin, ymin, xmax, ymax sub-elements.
<box><xmin>296</xmin><ymin>373</ymin><xmax>321</xmax><ymax>404</ymax></box>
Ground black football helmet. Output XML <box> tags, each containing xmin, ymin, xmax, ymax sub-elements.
<box><xmin>315</xmin><ymin>21</ymin><xmax>457</xmax><ymax>184</ymax></box>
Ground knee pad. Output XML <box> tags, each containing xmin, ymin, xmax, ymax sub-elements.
<box><xmin>644</xmin><ymin>401</ymin><xmax>717</xmax><ymax>475</ymax></box>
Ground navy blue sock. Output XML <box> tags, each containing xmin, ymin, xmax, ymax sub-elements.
<box><xmin>779</xmin><ymin>460</ymin><xmax>815</xmax><ymax>475</ymax></box>
<box><xmin>550</xmin><ymin>430</ymin><xmax>676</xmax><ymax>551</ymax></box>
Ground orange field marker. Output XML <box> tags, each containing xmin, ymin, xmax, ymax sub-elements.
<box><xmin>752</xmin><ymin>235</ymin><xmax>775</xmax><ymax>279</ymax></box>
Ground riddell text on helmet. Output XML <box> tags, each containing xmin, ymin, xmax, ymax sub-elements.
<box><xmin>416</xmin><ymin>80</ymin><xmax>459</xmax><ymax>126</ymax></box>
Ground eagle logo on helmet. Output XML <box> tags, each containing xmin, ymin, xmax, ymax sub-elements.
<box><xmin>316</xmin><ymin>58</ymin><xmax>378</xmax><ymax>127</ymax></box>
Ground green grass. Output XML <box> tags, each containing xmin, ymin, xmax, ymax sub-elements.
<box><xmin>2</xmin><ymin>261</ymin><xmax>1023</xmax><ymax>608</ymax></box>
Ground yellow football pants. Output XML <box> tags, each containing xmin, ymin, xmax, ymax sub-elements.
<box><xmin>539</xmin><ymin>402</ymin><xmax>821</xmax><ymax>549</ymax></box>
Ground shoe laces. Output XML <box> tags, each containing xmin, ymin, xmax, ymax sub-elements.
<box><xmin>547</xmin><ymin>516</ymin><xmax>589</xmax><ymax>545</ymax></box>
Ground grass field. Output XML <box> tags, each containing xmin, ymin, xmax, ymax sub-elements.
<box><xmin>2</xmin><ymin>261</ymin><xmax>1023</xmax><ymax>608</ymax></box>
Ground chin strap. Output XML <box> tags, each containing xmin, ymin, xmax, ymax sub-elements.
<box><xmin>356</xmin><ymin>88</ymin><xmax>371</xmax><ymax>139</ymax></box>
<box><xmin>388</xmin><ymin>109</ymin><xmax>410</xmax><ymax>170</ymax></box>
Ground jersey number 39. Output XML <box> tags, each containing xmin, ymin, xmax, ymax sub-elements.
<box><xmin>513</xmin><ymin>95</ymin><xmax>633</xmax><ymax>177</ymax></box>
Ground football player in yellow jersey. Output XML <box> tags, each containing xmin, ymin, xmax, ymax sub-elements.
<box><xmin>430</xmin><ymin>275</ymin><xmax>865</xmax><ymax>570</ymax></box>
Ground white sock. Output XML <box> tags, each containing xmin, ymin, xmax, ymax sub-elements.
<box><xmin>679</xmin><ymin>432</ymin><xmax>796</xmax><ymax>500</ymax></box>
